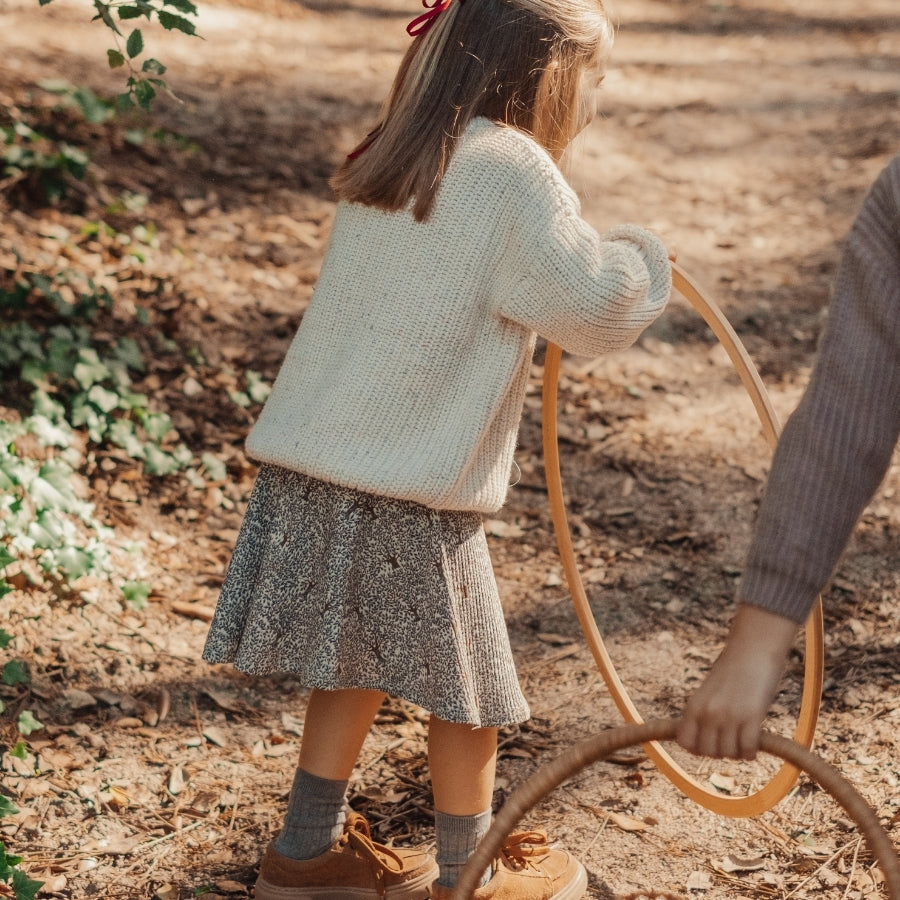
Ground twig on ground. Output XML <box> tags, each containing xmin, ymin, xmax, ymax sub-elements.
<box><xmin>783</xmin><ymin>838</ymin><xmax>855</xmax><ymax>899</ymax></box>
<box><xmin>840</xmin><ymin>837</ymin><xmax>863</xmax><ymax>900</ymax></box>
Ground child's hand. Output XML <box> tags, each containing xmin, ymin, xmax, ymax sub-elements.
<box><xmin>676</xmin><ymin>604</ymin><xmax>799</xmax><ymax>760</ymax></box>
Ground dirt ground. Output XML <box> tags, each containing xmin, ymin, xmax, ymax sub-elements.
<box><xmin>1</xmin><ymin>0</ymin><xmax>899</xmax><ymax>898</ymax></box>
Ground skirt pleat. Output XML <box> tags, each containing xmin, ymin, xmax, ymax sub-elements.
<box><xmin>202</xmin><ymin>465</ymin><xmax>529</xmax><ymax>727</ymax></box>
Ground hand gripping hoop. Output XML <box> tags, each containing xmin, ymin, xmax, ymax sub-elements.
<box><xmin>541</xmin><ymin>261</ymin><xmax>826</xmax><ymax>817</ymax></box>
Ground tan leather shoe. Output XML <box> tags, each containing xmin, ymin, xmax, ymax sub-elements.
<box><xmin>255</xmin><ymin>812</ymin><xmax>438</xmax><ymax>899</ymax></box>
<box><xmin>430</xmin><ymin>831</ymin><xmax>586</xmax><ymax>899</ymax></box>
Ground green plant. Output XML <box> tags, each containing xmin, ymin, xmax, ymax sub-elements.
<box><xmin>0</xmin><ymin>121</ymin><xmax>89</xmax><ymax>203</ymax></box>
<box><xmin>1</xmin><ymin>81</ymin><xmax>198</xmax><ymax>207</ymax></box>
<box><xmin>228</xmin><ymin>370</ymin><xmax>271</xmax><ymax>409</ymax></box>
<box><xmin>37</xmin><ymin>0</ymin><xmax>201</xmax><ymax>110</ymax></box>
<box><xmin>0</xmin><ymin>83</ymin><xmax>111</xmax><ymax>206</ymax></box>
<box><xmin>1</xmin><ymin>272</ymin><xmax>193</xmax><ymax>476</ymax></box>
<box><xmin>0</xmin><ymin>404</ymin><xmax>112</xmax><ymax>586</ymax></box>
<box><xmin>0</xmin><ymin>553</ymin><xmax>44</xmax><ymax>900</ymax></box>
<box><xmin>0</xmin><ymin>838</ymin><xmax>44</xmax><ymax>900</ymax></box>
<box><xmin>3</xmin><ymin>9</ymin><xmax>199</xmax><ymax>895</ymax></box>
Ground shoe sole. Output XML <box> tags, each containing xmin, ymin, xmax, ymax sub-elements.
<box><xmin>551</xmin><ymin>860</ymin><xmax>588</xmax><ymax>900</ymax></box>
<box><xmin>254</xmin><ymin>865</ymin><xmax>436</xmax><ymax>900</ymax></box>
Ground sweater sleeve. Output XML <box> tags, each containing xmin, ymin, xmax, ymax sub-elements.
<box><xmin>493</xmin><ymin>154</ymin><xmax>671</xmax><ymax>357</ymax></box>
<box><xmin>738</xmin><ymin>155</ymin><xmax>900</xmax><ymax>623</ymax></box>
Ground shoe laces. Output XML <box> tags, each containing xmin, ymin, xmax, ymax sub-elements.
<box><xmin>499</xmin><ymin>830</ymin><xmax>552</xmax><ymax>871</ymax></box>
<box><xmin>341</xmin><ymin>813</ymin><xmax>407</xmax><ymax>879</ymax></box>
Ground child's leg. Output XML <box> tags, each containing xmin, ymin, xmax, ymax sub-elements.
<box><xmin>299</xmin><ymin>687</ymin><xmax>387</xmax><ymax>779</ymax></box>
<box><xmin>429</xmin><ymin>716</ymin><xmax>497</xmax><ymax>813</ymax></box>
<box><xmin>428</xmin><ymin>716</ymin><xmax>498</xmax><ymax>888</ymax></box>
<box><xmin>277</xmin><ymin>687</ymin><xmax>385</xmax><ymax>860</ymax></box>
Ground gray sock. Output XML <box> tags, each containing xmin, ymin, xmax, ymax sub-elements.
<box><xmin>274</xmin><ymin>768</ymin><xmax>348</xmax><ymax>861</ymax></box>
<box><xmin>435</xmin><ymin>808</ymin><xmax>493</xmax><ymax>888</ymax></box>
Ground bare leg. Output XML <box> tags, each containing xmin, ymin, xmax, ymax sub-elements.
<box><xmin>428</xmin><ymin>715</ymin><xmax>498</xmax><ymax>814</ymax></box>
<box><xmin>299</xmin><ymin>687</ymin><xmax>387</xmax><ymax>780</ymax></box>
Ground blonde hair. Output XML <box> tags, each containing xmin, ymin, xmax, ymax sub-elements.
<box><xmin>330</xmin><ymin>0</ymin><xmax>614</xmax><ymax>222</ymax></box>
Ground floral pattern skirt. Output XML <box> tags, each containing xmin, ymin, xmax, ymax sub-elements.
<box><xmin>202</xmin><ymin>464</ymin><xmax>530</xmax><ymax>727</ymax></box>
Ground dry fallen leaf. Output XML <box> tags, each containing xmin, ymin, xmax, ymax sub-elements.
<box><xmin>536</xmin><ymin>632</ymin><xmax>571</xmax><ymax>645</ymax></box>
<box><xmin>484</xmin><ymin>518</ymin><xmax>525</xmax><ymax>538</ymax></box>
<box><xmin>708</xmin><ymin>772</ymin><xmax>736</xmax><ymax>793</ymax></box>
<box><xmin>204</xmin><ymin>689</ymin><xmax>245</xmax><ymax>713</ymax></box>
<box><xmin>168</xmin><ymin>766</ymin><xmax>186</xmax><ymax>795</ymax></box>
<box><xmin>685</xmin><ymin>870</ymin><xmax>712</xmax><ymax>891</ymax></box>
<box><xmin>202</xmin><ymin>725</ymin><xmax>228</xmax><ymax>747</ymax></box>
<box><xmin>62</xmin><ymin>688</ymin><xmax>97</xmax><ymax>710</ymax></box>
<box><xmin>606</xmin><ymin>810</ymin><xmax>651</xmax><ymax>833</ymax></box>
<box><xmin>718</xmin><ymin>854</ymin><xmax>767</xmax><ymax>873</ymax></box>
<box><xmin>280</xmin><ymin>712</ymin><xmax>305</xmax><ymax>736</ymax></box>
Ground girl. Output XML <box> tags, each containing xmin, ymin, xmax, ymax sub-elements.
<box><xmin>203</xmin><ymin>0</ymin><xmax>672</xmax><ymax>897</ymax></box>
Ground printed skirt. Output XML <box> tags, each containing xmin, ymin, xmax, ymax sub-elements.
<box><xmin>202</xmin><ymin>464</ymin><xmax>530</xmax><ymax>727</ymax></box>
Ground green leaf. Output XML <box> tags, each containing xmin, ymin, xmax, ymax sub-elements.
<box><xmin>246</xmin><ymin>370</ymin><xmax>271</xmax><ymax>404</ymax></box>
<box><xmin>19</xmin><ymin>359</ymin><xmax>51</xmax><ymax>386</ymax></box>
<box><xmin>157</xmin><ymin>10</ymin><xmax>197</xmax><ymax>34</ymax></box>
<box><xmin>122</xmin><ymin>580</ymin><xmax>151</xmax><ymax>610</ymax></box>
<box><xmin>17</xmin><ymin>710</ymin><xmax>44</xmax><ymax>736</ymax></box>
<box><xmin>0</xmin><ymin>795</ymin><xmax>19</xmax><ymax>818</ymax></box>
<box><xmin>123</xmin><ymin>127</ymin><xmax>146</xmax><ymax>147</ymax></box>
<box><xmin>0</xmin><ymin>629</ymin><xmax>13</xmax><ymax>649</ymax></box>
<box><xmin>71</xmin><ymin>398</ymin><xmax>104</xmax><ymax>440</ymax></box>
<box><xmin>1</xmin><ymin>660</ymin><xmax>28</xmax><ymax>687</ymax></box>
<box><xmin>28</xmin><ymin>414</ymin><xmax>71</xmax><ymax>449</ymax></box>
<box><xmin>92</xmin><ymin>0</ymin><xmax>122</xmax><ymax>34</ymax></box>
<box><xmin>114</xmin><ymin>336</ymin><xmax>146</xmax><ymax>372</ymax></box>
<box><xmin>12</xmin><ymin>865</ymin><xmax>45</xmax><ymax>900</ymax></box>
<box><xmin>73</xmin><ymin>349</ymin><xmax>111</xmax><ymax>390</ymax></box>
<box><xmin>86</xmin><ymin>383</ymin><xmax>121</xmax><ymax>414</ymax></box>
<box><xmin>9</xmin><ymin>742</ymin><xmax>28</xmax><ymax>760</ymax></box>
<box><xmin>117</xmin><ymin>4</ymin><xmax>146</xmax><ymax>19</ymax></box>
<box><xmin>0</xmin><ymin>546</ymin><xmax>14</xmax><ymax>569</ymax></box>
<box><xmin>163</xmin><ymin>0</ymin><xmax>198</xmax><ymax>13</ymax></box>
<box><xmin>0</xmin><ymin>841</ymin><xmax>24</xmax><ymax>875</ymax></box>
<box><xmin>132</xmin><ymin>78</ymin><xmax>156</xmax><ymax>111</ymax></box>
<box><xmin>28</xmin><ymin>479</ymin><xmax>67</xmax><ymax>518</ymax></box>
<box><xmin>53</xmin><ymin>546</ymin><xmax>96</xmax><ymax>581</ymax></box>
<box><xmin>201</xmin><ymin>452</ymin><xmax>227</xmax><ymax>482</ymax></box>
<box><xmin>107</xmin><ymin>419</ymin><xmax>145</xmax><ymax>457</ymax></box>
<box><xmin>141</xmin><ymin>57</ymin><xmax>167</xmax><ymax>76</ymax></box>
<box><xmin>107</xmin><ymin>48</ymin><xmax>126</xmax><ymax>69</ymax></box>
<box><xmin>72</xmin><ymin>86</ymin><xmax>114</xmax><ymax>124</ymax></box>
<box><xmin>142</xmin><ymin>445</ymin><xmax>180</xmax><ymax>475</ymax></box>
<box><xmin>126</xmin><ymin>28</ymin><xmax>144</xmax><ymax>58</ymax></box>
<box><xmin>139</xmin><ymin>411</ymin><xmax>173</xmax><ymax>442</ymax></box>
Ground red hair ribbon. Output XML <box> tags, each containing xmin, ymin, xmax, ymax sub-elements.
<box><xmin>406</xmin><ymin>0</ymin><xmax>458</xmax><ymax>37</ymax></box>
<box><xmin>347</xmin><ymin>0</ymin><xmax>461</xmax><ymax>160</ymax></box>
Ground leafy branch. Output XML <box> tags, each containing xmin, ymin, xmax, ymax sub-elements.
<box><xmin>37</xmin><ymin>0</ymin><xmax>201</xmax><ymax>109</ymax></box>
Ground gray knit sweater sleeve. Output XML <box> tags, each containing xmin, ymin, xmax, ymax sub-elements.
<box><xmin>739</xmin><ymin>155</ymin><xmax>900</xmax><ymax>623</ymax></box>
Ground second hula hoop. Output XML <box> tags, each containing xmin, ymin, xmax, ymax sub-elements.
<box><xmin>453</xmin><ymin>720</ymin><xmax>900</xmax><ymax>899</ymax></box>
<box><xmin>541</xmin><ymin>261</ymin><xmax>825</xmax><ymax>817</ymax></box>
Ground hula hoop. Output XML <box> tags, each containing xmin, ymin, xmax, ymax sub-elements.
<box><xmin>541</xmin><ymin>261</ymin><xmax>825</xmax><ymax>817</ymax></box>
<box><xmin>453</xmin><ymin>719</ymin><xmax>900</xmax><ymax>899</ymax></box>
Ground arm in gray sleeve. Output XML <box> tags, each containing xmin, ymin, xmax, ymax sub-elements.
<box><xmin>739</xmin><ymin>156</ymin><xmax>900</xmax><ymax>623</ymax></box>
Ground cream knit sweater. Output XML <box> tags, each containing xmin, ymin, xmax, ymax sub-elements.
<box><xmin>246</xmin><ymin>118</ymin><xmax>671</xmax><ymax>512</ymax></box>
<box><xmin>740</xmin><ymin>155</ymin><xmax>900</xmax><ymax>622</ymax></box>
